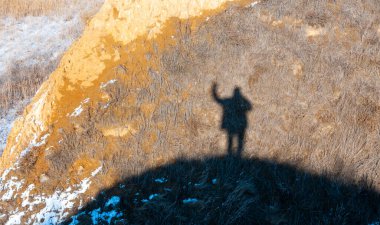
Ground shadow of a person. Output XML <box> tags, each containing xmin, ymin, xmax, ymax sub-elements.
<box><xmin>212</xmin><ymin>82</ymin><xmax>252</xmax><ymax>156</ymax></box>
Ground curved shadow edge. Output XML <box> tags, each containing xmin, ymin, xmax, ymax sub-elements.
<box><xmin>62</xmin><ymin>156</ymin><xmax>380</xmax><ymax>225</ymax></box>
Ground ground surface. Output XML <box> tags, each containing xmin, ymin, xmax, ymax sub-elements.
<box><xmin>0</xmin><ymin>0</ymin><xmax>103</xmax><ymax>154</ymax></box>
<box><xmin>1</xmin><ymin>0</ymin><xmax>380</xmax><ymax>224</ymax></box>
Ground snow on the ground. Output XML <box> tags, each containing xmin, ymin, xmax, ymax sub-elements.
<box><xmin>4</xmin><ymin>92</ymin><xmax>50</xmax><ymax>161</ymax></box>
<box><xmin>69</xmin><ymin>98</ymin><xmax>90</xmax><ymax>117</ymax></box>
<box><xmin>19</xmin><ymin>133</ymin><xmax>50</xmax><ymax>158</ymax></box>
<box><xmin>5</xmin><ymin>212</ymin><xmax>25</xmax><ymax>225</ymax></box>
<box><xmin>1</xmin><ymin>176</ymin><xmax>25</xmax><ymax>201</ymax></box>
<box><xmin>69</xmin><ymin>196</ymin><xmax>123</xmax><ymax>225</ymax></box>
<box><xmin>0</xmin><ymin>1</ymin><xmax>103</xmax><ymax>156</ymax></box>
<box><xmin>0</xmin><ymin>115</ymin><xmax>13</xmax><ymax>155</ymax></box>
<box><xmin>246</xmin><ymin>1</ymin><xmax>260</xmax><ymax>8</ymax></box>
<box><xmin>154</xmin><ymin>177</ymin><xmax>168</xmax><ymax>183</ymax></box>
<box><xmin>149</xmin><ymin>193</ymin><xmax>160</xmax><ymax>200</ymax></box>
<box><xmin>1</xmin><ymin>166</ymin><xmax>102</xmax><ymax>225</ymax></box>
<box><xmin>0</xmin><ymin>16</ymin><xmax>78</xmax><ymax>76</ymax></box>
<box><xmin>89</xmin><ymin>208</ymin><xmax>123</xmax><ymax>224</ymax></box>
<box><xmin>105</xmin><ymin>196</ymin><xmax>121</xmax><ymax>208</ymax></box>
<box><xmin>100</xmin><ymin>79</ymin><xmax>117</xmax><ymax>89</ymax></box>
<box><xmin>0</xmin><ymin>99</ymin><xmax>29</xmax><ymax>155</ymax></box>
<box><xmin>0</xmin><ymin>1</ymin><xmax>103</xmax><ymax>76</ymax></box>
<box><xmin>183</xmin><ymin>198</ymin><xmax>199</xmax><ymax>204</ymax></box>
<box><xmin>141</xmin><ymin>193</ymin><xmax>160</xmax><ymax>203</ymax></box>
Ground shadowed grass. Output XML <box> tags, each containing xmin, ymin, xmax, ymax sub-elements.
<box><xmin>62</xmin><ymin>155</ymin><xmax>380</xmax><ymax>224</ymax></box>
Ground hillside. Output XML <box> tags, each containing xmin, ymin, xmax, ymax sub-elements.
<box><xmin>1</xmin><ymin>0</ymin><xmax>380</xmax><ymax>224</ymax></box>
<box><xmin>0</xmin><ymin>0</ymin><xmax>103</xmax><ymax>154</ymax></box>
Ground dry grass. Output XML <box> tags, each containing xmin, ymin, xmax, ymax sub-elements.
<box><xmin>0</xmin><ymin>0</ymin><xmax>101</xmax><ymax>18</ymax></box>
<box><xmin>0</xmin><ymin>0</ymin><xmax>103</xmax><ymax>114</ymax></box>
<box><xmin>0</xmin><ymin>61</ymin><xmax>54</xmax><ymax>114</ymax></box>
<box><xmin>40</xmin><ymin>0</ymin><xmax>380</xmax><ymax>188</ymax></box>
<box><xmin>3</xmin><ymin>0</ymin><xmax>380</xmax><ymax>223</ymax></box>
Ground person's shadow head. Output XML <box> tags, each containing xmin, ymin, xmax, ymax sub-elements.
<box><xmin>211</xmin><ymin>82</ymin><xmax>252</xmax><ymax>157</ymax></box>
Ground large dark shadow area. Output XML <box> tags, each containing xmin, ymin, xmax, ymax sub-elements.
<box><xmin>62</xmin><ymin>156</ymin><xmax>380</xmax><ymax>225</ymax></box>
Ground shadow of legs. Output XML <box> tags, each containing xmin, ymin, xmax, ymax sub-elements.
<box><xmin>227</xmin><ymin>134</ymin><xmax>233</xmax><ymax>155</ymax></box>
<box><xmin>236</xmin><ymin>130</ymin><xmax>245</xmax><ymax>157</ymax></box>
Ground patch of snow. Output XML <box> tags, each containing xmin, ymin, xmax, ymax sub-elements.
<box><xmin>5</xmin><ymin>212</ymin><xmax>25</xmax><ymax>225</ymax></box>
<box><xmin>0</xmin><ymin>166</ymin><xmax>12</xmax><ymax>182</ymax></box>
<box><xmin>154</xmin><ymin>177</ymin><xmax>168</xmax><ymax>183</ymax></box>
<box><xmin>0</xmin><ymin>117</ymin><xmax>14</xmax><ymax>154</ymax></box>
<box><xmin>0</xmin><ymin>0</ymin><xmax>103</xmax><ymax>78</ymax></box>
<box><xmin>68</xmin><ymin>212</ymin><xmax>86</xmax><ymax>225</ymax></box>
<box><xmin>0</xmin><ymin>16</ymin><xmax>74</xmax><ymax>75</ymax></box>
<box><xmin>141</xmin><ymin>193</ymin><xmax>160</xmax><ymax>203</ymax></box>
<box><xmin>19</xmin><ymin>133</ymin><xmax>50</xmax><ymax>158</ymax></box>
<box><xmin>105</xmin><ymin>196</ymin><xmax>121</xmax><ymax>208</ymax></box>
<box><xmin>0</xmin><ymin>100</ymin><xmax>29</xmax><ymax>155</ymax></box>
<box><xmin>70</xmin><ymin>105</ymin><xmax>84</xmax><ymax>117</ymax></box>
<box><xmin>149</xmin><ymin>193</ymin><xmax>159</xmax><ymax>200</ymax></box>
<box><xmin>69</xmin><ymin>98</ymin><xmax>91</xmax><ymax>117</ymax></box>
<box><xmin>103</xmin><ymin>102</ymin><xmax>111</xmax><ymax>109</ymax></box>
<box><xmin>1</xmin><ymin>176</ymin><xmax>25</xmax><ymax>201</ymax></box>
<box><xmin>10</xmin><ymin>133</ymin><xmax>22</xmax><ymax>155</ymax></box>
<box><xmin>30</xmin><ymin>88</ymin><xmax>48</xmax><ymax>132</ymax></box>
<box><xmin>21</xmin><ymin>184</ymin><xmax>41</xmax><ymax>210</ymax></box>
<box><xmin>4</xmin><ymin>166</ymin><xmax>102</xmax><ymax>225</ymax></box>
<box><xmin>100</xmin><ymin>79</ymin><xmax>117</xmax><ymax>89</ymax></box>
<box><xmin>247</xmin><ymin>1</ymin><xmax>259</xmax><ymax>8</ymax></box>
<box><xmin>3</xmin><ymin>92</ymin><xmax>50</xmax><ymax>164</ymax></box>
<box><xmin>90</xmin><ymin>208</ymin><xmax>123</xmax><ymax>224</ymax></box>
<box><xmin>82</xmin><ymin>98</ymin><xmax>90</xmax><ymax>104</ymax></box>
<box><xmin>194</xmin><ymin>182</ymin><xmax>203</xmax><ymax>187</ymax></box>
<box><xmin>91</xmin><ymin>166</ymin><xmax>102</xmax><ymax>176</ymax></box>
<box><xmin>32</xmin><ymin>177</ymin><xmax>92</xmax><ymax>224</ymax></box>
<box><xmin>183</xmin><ymin>198</ymin><xmax>199</xmax><ymax>204</ymax></box>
